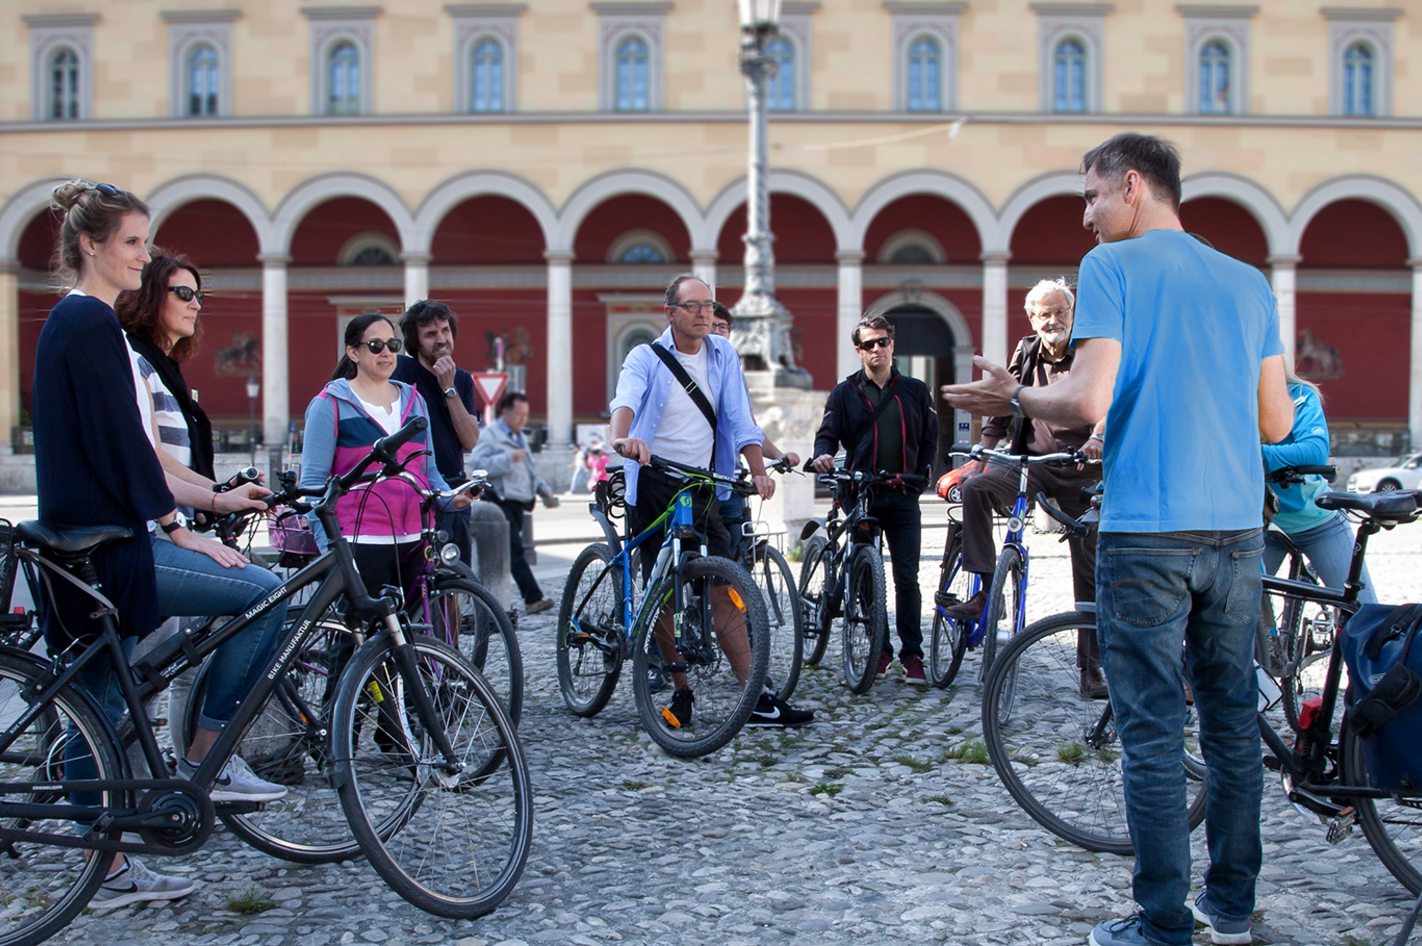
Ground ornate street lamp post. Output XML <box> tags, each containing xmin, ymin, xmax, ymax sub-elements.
<box><xmin>246</xmin><ymin>374</ymin><xmax>260</xmax><ymax>465</ymax></box>
<box><xmin>732</xmin><ymin>0</ymin><xmax>811</xmax><ymax>389</ymax></box>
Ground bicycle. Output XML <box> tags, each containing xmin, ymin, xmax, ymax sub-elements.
<box><xmin>556</xmin><ymin>455</ymin><xmax>771</xmax><ymax>757</ymax></box>
<box><xmin>0</xmin><ymin>418</ymin><xmax>531</xmax><ymax>944</ymax></box>
<box><xmin>797</xmin><ymin>466</ymin><xmax>925</xmax><ymax>694</ymax></box>
<box><xmin>982</xmin><ymin>485</ymin><xmax>1422</xmax><ymax>898</ymax></box>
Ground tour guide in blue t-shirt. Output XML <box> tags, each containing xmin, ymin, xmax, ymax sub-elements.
<box><xmin>944</xmin><ymin>134</ymin><xmax>1295</xmax><ymax>946</ymax></box>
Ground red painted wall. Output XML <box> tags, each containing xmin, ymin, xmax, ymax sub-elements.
<box><xmin>717</xmin><ymin>194</ymin><xmax>836</xmax><ymax>264</ymax></box>
<box><xmin>290</xmin><ymin>198</ymin><xmax>401</xmax><ymax>266</ymax></box>
<box><xmin>1297</xmin><ymin>291</ymin><xmax>1409</xmax><ymax>420</ymax></box>
<box><xmin>431</xmin><ymin>196</ymin><xmax>546</xmax><ymax>264</ymax></box>
<box><xmin>17</xmin><ymin>213</ymin><xmax>59</xmax><ymax>270</ymax></box>
<box><xmin>573</xmin><ymin>195</ymin><xmax>690</xmax><ymax>263</ymax></box>
<box><xmin>862</xmin><ymin>195</ymin><xmax>982</xmax><ymax>263</ymax></box>
<box><xmin>1179</xmin><ymin>197</ymin><xmax>1268</xmax><ymax>267</ymax></box>
<box><xmin>1301</xmin><ymin>200</ymin><xmax>1408</xmax><ymax>268</ymax></box>
<box><xmin>152</xmin><ymin>200</ymin><xmax>260</xmax><ymax>266</ymax></box>
<box><xmin>1009</xmin><ymin>196</ymin><xmax>1096</xmax><ymax>267</ymax></box>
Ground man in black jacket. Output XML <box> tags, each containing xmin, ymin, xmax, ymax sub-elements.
<box><xmin>943</xmin><ymin>278</ymin><xmax>1106</xmax><ymax>695</ymax></box>
<box><xmin>811</xmin><ymin>313</ymin><xmax>938</xmax><ymax>684</ymax></box>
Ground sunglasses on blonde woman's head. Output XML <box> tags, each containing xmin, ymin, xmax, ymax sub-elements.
<box><xmin>363</xmin><ymin>337</ymin><xmax>403</xmax><ymax>354</ymax></box>
<box><xmin>166</xmin><ymin>285</ymin><xmax>205</xmax><ymax>306</ymax></box>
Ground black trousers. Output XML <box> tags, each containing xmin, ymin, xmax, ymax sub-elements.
<box><xmin>866</xmin><ymin>491</ymin><xmax>925</xmax><ymax>659</ymax></box>
<box><xmin>485</xmin><ymin>497</ymin><xmax>543</xmax><ymax>604</ymax></box>
<box><xmin>960</xmin><ymin>461</ymin><xmax>1101</xmax><ymax>668</ymax></box>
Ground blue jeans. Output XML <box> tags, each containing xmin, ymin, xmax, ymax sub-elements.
<box><xmin>1264</xmin><ymin>512</ymin><xmax>1377</xmax><ymax>605</ymax></box>
<box><xmin>1096</xmin><ymin>530</ymin><xmax>1264</xmax><ymax>946</ymax></box>
<box><xmin>151</xmin><ymin>536</ymin><xmax>286</xmax><ymax>732</ymax></box>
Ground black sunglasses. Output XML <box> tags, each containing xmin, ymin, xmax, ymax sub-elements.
<box><xmin>363</xmin><ymin>337</ymin><xmax>403</xmax><ymax>354</ymax></box>
<box><xmin>167</xmin><ymin>285</ymin><xmax>205</xmax><ymax>306</ymax></box>
<box><xmin>858</xmin><ymin>337</ymin><xmax>893</xmax><ymax>350</ymax></box>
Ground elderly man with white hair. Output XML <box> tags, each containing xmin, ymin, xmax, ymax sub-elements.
<box><xmin>944</xmin><ymin>277</ymin><xmax>1108</xmax><ymax>696</ymax></box>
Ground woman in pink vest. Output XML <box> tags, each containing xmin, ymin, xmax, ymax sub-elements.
<box><xmin>299</xmin><ymin>312</ymin><xmax>473</xmax><ymax>596</ymax></box>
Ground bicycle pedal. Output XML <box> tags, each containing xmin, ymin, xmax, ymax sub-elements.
<box><xmin>1263</xmin><ymin>754</ymin><xmax>1283</xmax><ymax>772</ymax></box>
<box><xmin>1326</xmin><ymin>808</ymin><xmax>1357</xmax><ymax>844</ymax></box>
<box><xmin>934</xmin><ymin>591</ymin><xmax>958</xmax><ymax>607</ymax></box>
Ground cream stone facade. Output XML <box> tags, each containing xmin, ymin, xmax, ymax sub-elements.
<box><xmin>2</xmin><ymin>0</ymin><xmax>1421</xmax><ymax>454</ymax></box>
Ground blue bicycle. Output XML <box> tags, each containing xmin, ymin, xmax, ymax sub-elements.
<box><xmin>555</xmin><ymin>456</ymin><xmax>770</xmax><ymax>758</ymax></box>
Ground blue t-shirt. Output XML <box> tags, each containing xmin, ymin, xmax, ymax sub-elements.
<box><xmin>1071</xmin><ymin>229</ymin><xmax>1284</xmax><ymax>532</ymax></box>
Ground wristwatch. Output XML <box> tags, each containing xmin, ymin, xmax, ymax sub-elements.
<box><xmin>1009</xmin><ymin>385</ymin><xmax>1026</xmax><ymax>420</ymax></box>
<box><xmin>443</xmin><ymin>386</ymin><xmax>458</xmax><ymax>399</ymax></box>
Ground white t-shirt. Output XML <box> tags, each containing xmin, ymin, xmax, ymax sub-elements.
<box><xmin>649</xmin><ymin>343</ymin><xmax>717</xmax><ymax>468</ymax></box>
<box><xmin>357</xmin><ymin>395</ymin><xmax>402</xmax><ymax>435</ymax></box>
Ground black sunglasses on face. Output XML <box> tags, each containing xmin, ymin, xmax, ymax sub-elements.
<box><xmin>363</xmin><ymin>337</ymin><xmax>403</xmax><ymax>354</ymax></box>
<box><xmin>858</xmin><ymin>336</ymin><xmax>893</xmax><ymax>350</ymax></box>
<box><xmin>167</xmin><ymin>285</ymin><xmax>205</xmax><ymax>306</ymax></box>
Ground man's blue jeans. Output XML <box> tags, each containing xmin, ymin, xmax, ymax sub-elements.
<box><xmin>1096</xmin><ymin>529</ymin><xmax>1264</xmax><ymax>946</ymax></box>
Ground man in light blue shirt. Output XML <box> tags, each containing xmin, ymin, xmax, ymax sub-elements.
<box><xmin>944</xmin><ymin>134</ymin><xmax>1294</xmax><ymax>946</ymax></box>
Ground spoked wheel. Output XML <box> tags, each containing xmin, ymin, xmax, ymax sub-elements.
<box><xmin>419</xmin><ymin>574</ymin><xmax>523</xmax><ymax>726</ymax></box>
<box><xmin>555</xmin><ymin>544</ymin><xmax>625</xmax><ymax>717</ymax></box>
<box><xmin>796</xmin><ymin>536</ymin><xmax>833</xmax><ymax>667</ymax></box>
<box><xmin>631</xmin><ymin>556</ymin><xmax>770</xmax><ymax>758</ymax></box>
<box><xmin>752</xmin><ymin>544</ymin><xmax>804</xmax><ymax>702</ymax></box>
<box><xmin>981</xmin><ymin>612</ymin><xmax>1207</xmax><ymax>854</ymax></box>
<box><xmin>1344</xmin><ymin>720</ymin><xmax>1422</xmax><ymax>894</ymax></box>
<box><xmin>0</xmin><ymin>652</ymin><xmax>123</xmax><ymax>946</ymax></box>
<box><xmin>978</xmin><ymin>546</ymin><xmax>1023</xmax><ymax>684</ymax></box>
<box><xmin>1280</xmin><ymin>600</ymin><xmax>1342</xmax><ymax>736</ymax></box>
<box><xmin>332</xmin><ymin>635</ymin><xmax>532</xmax><ymax>918</ymax></box>
<box><xmin>841</xmin><ymin>545</ymin><xmax>888</xmax><ymax>695</ymax></box>
<box><xmin>184</xmin><ymin>619</ymin><xmax>359</xmax><ymax>864</ymax></box>
<box><xmin>929</xmin><ymin>525</ymin><xmax>971</xmax><ymax>689</ymax></box>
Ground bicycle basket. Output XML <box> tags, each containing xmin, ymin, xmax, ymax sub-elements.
<box><xmin>268</xmin><ymin>507</ymin><xmax>319</xmax><ymax>568</ymax></box>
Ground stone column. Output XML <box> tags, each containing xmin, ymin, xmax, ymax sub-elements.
<box><xmin>1269</xmin><ymin>254</ymin><xmax>1299</xmax><ymax>365</ymax></box>
<box><xmin>0</xmin><ymin>263</ymin><xmax>17</xmax><ymax>452</ymax></box>
<box><xmin>836</xmin><ymin>251</ymin><xmax>863</xmax><ymax>380</ymax></box>
<box><xmin>1411</xmin><ymin>258</ymin><xmax>1422</xmax><ymax>449</ymax></box>
<box><xmin>690</xmin><ymin>250</ymin><xmax>717</xmax><ymax>295</ymax></box>
<box><xmin>403</xmin><ymin>252</ymin><xmax>430</xmax><ymax>307</ymax></box>
<box><xmin>260</xmin><ymin>254</ymin><xmax>290</xmax><ymax>448</ymax></box>
<box><xmin>980</xmin><ymin>252</ymin><xmax>1010</xmax><ymax>367</ymax></box>
<box><xmin>545</xmin><ymin>251</ymin><xmax>574</xmax><ymax>446</ymax></box>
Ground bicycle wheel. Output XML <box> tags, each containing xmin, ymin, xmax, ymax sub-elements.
<box><xmin>841</xmin><ymin>545</ymin><xmax>888</xmax><ymax>695</ymax></box>
<box><xmin>0</xmin><ymin>651</ymin><xmax>123</xmax><ymax>945</ymax></box>
<box><xmin>929</xmin><ymin>525</ymin><xmax>970</xmax><ymax>689</ymax></box>
<box><xmin>978</xmin><ymin>546</ymin><xmax>1024</xmax><ymax>683</ymax></box>
<box><xmin>555</xmin><ymin>543</ymin><xmax>625</xmax><ymax>717</ymax></box>
<box><xmin>754</xmin><ymin>545</ymin><xmax>804</xmax><ymax>702</ymax></box>
<box><xmin>420</xmin><ymin>575</ymin><xmax>524</xmax><ymax>727</ymax></box>
<box><xmin>183</xmin><ymin>619</ymin><xmax>360</xmax><ymax>864</ymax></box>
<box><xmin>1279</xmin><ymin>598</ymin><xmax>1342</xmax><ymax>735</ymax></box>
<box><xmin>796</xmin><ymin>536</ymin><xmax>833</xmax><ymax>667</ymax></box>
<box><xmin>1344</xmin><ymin>720</ymin><xmax>1422</xmax><ymax>894</ymax></box>
<box><xmin>632</xmin><ymin>555</ymin><xmax>770</xmax><ymax>758</ymax></box>
<box><xmin>981</xmin><ymin>612</ymin><xmax>1207</xmax><ymax>854</ymax></box>
<box><xmin>332</xmin><ymin>635</ymin><xmax>532</xmax><ymax>918</ymax></box>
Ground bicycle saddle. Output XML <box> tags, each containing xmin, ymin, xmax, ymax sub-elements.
<box><xmin>1316</xmin><ymin>490</ymin><xmax>1419</xmax><ymax>521</ymax></box>
<box><xmin>16</xmin><ymin>521</ymin><xmax>133</xmax><ymax>555</ymax></box>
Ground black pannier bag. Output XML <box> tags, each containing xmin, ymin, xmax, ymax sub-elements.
<box><xmin>1343</xmin><ymin>602</ymin><xmax>1422</xmax><ymax>791</ymax></box>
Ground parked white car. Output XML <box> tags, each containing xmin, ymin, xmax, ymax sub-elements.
<box><xmin>1347</xmin><ymin>453</ymin><xmax>1422</xmax><ymax>493</ymax></box>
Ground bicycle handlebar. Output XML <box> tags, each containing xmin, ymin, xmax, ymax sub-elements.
<box><xmin>1267</xmin><ymin>464</ymin><xmax>1336</xmax><ymax>487</ymax></box>
<box><xmin>646</xmin><ymin>455</ymin><xmax>754</xmax><ymax>494</ymax></box>
<box><xmin>1034</xmin><ymin>491</ymin><xmax>1093</xmax><ymax>539</ymax></box>
<box><xmin>950</xmin><ymin>444</ymin><xmax>1097</xmax><ymax>467</ymax></box>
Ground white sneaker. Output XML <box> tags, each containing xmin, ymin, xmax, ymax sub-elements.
<box><xmin>178</xmin><ymin>754</ymin><xmax>288</xmax><ymax>802</ymax></box>
<box><xmin>90</xmin><ymin>857</ymin><xmax>196</xmax><ymax>911</ymax></box>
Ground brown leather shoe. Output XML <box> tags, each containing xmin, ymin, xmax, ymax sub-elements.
<box><xmin>943</xmin><ymin>589</ymin><xmax>988</xmax><ymax>620</ymax></box>
<box><xmin>1080</xmin><ymin>664</ymin><xmax>1108</xmax><ymax>700</ymax></box>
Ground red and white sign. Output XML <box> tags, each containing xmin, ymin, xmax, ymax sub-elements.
<box><xmin>471</xmin><ymin>373</ymin><xmax>509</xmax><ymax>408</ymax></box>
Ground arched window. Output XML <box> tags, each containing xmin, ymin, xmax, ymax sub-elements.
<box><xmin>471</xmin><ymin>38</ymin><xmax>504</xmax><ymax>113</ymax></box>
<box><xmin>766</xmin><ymin>37</ymin><xmax>795</xmax><ymax>111</ymax></box>
<box><xmin>186</xmin><ymin>44</ymin><xmax>220</xmax><ymax>117</ymax></box>
<box><xmin>1053</xmin><ymin>38</ymin><xmax>1087</xmax><ymax>112</ymax></box>
<box><xmin>1199</xmin><ymin>40</ymin><xmax>1231</xmax><ymax>114</ymax></box>
<box><xmin>1343</xmin><ymin>42</ymin><xmax>1374</xmax><ymax>116</ymax></box>
<box><xmin>619</xmin><ymin>243</ymin><xmax>666</xmax><ymax>264</ymax></box>
<box><xmin>328</xmin><ymin>42</ymin><xmax>361</xmax><ymax>115</ymax></box>
<box><xmin>49</xmin><ymin>47</ymin><xmax>80</xmax><ymax>120</ymax></box>
<box><xmin>615</xmin><ymin>36</ymin><xmax>649</xmax><ymax>112</ymax></box>
<box><xmin>906</xmin><ymin>37</ymin><xmax>941</xmax><ymax>112</ymax></box>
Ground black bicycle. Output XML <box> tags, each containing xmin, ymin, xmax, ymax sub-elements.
<box><xmin>0</xmin><ymin>419</ymin><xmax>531</xmax><ymax>945</ymax></box>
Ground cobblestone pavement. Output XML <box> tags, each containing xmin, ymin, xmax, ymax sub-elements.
<box><xmin>33</xmin><ymin>503</ymin><xmax>1422</xmax><ymax>946</ymax></box>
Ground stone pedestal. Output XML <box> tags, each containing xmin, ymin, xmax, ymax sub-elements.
<box><xmin>468</xmin><ymin>501</ymin><xmax>512</xmax><ymax>609</ymax></box>
<box><xmin>746</xmin><ymin>374</ymin><xmax>828</xmax><ymax>546</ymax></box>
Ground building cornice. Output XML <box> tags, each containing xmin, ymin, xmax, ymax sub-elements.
<box><xmin>882</xmin><ymin>2</ymin><xmax>967</xmax><ymax>14</ymax></box>
<box><xmin>299</xmin><ymin>6</ymin><xmax>383</xmax><ymax>21</ymax></box>
<box><xmin>443</xmin><ymin>3</ymin><xmax>527</xmax><ymax>16</ymax></box>
<box><xmin>1029</xmin><ymin>3</ymin><xmax>1114</xmax><ymax>15</ymax></box>
<box><xmin>161</xmin><ymin>9</ymin><xmax>241</xmax><ymax>24</ymax></box>
<box><xmin>1320</xmin><ymin>6</ymin><xmax>1402</xmax><ymax>21</ymax></box>
<box><xmin>22</xmin><ymin>13</ymin><xmax>100</xmax><ymax>28</ymax></box>
<box><xmin>1175</xmin><ymin>4</ymin><xmax>1258</xmax><ymax>18</ymax></box>
<box><xmin>588</xmin><ymin>2</ymin><xmax>673</xmax><ymax>14</ymax></box>
<box><xmin>782</xmin><ymin>2</ymin><xmax>822</xmax><ymax>13</ymax></box>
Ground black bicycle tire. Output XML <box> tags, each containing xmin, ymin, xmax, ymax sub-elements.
<box><xmin>0</xmin><ymin>651</ymin><xmax>122</xmax><ymax>946</ymax></box>
<box><xmin>182</xmin><ymin>620</ymin><xmax>363</xmax><ymax>865</ymax></box>
<box><xmin>756</xmin><ymin>545</ymin><xmax>804</xmax><ymax>702</ymax></box>
<box><xmin>841</xmin><ymin>545</ymin><xmax>888</xmax><ymax>695</ymax></box>
<box><xmin>796</xmin><ymin>536</ymin><xmax>833</xmax><ymax>667</ymax></box>
<box><xmin>1344</xmin><ymin>718</ymin><xmax>1422</xmax><ymax>895</ymax></box>
<box><xmin>332</xmin><ymin>635</ymin><xmax>532</xmax><ymax>917</ymax></box>
<box><xmin>423</xmin><ymin>576</ymin><xmax>524</xmax><ymax>727</ymax></box>
<box><xmin>981</xmin><ymin>611</ymin><xmax>1208</xmax><ymax>855</ymax></box>
<box><xmin>1274</xmin><ymin>560</ymin><xmax>1331</xmax><ymax>735</ymax></box>
<box><xmin>630</xmin><ymin>555</ymin><xmax>771</xmax><ymax>758</ymax></box>
<box><xmin>555</xmin><ymin>543</ymin><xmax>624</xmax><ymax>717</ymax></box>
<box><xmin>978</xmin><ymin>546</ymin><xmax>1023</xmax><ymax>684</ymax></box>
<box><xmin>929</xmin><ymin>529</ymin><xmax>970</xmax><ymax>689</ymax></box>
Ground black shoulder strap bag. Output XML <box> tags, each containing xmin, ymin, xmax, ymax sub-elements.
<box><xmin>849</xmin><ymin>379</ymin><xmax>900</xmax><ymax>460</ymax></box>
<box><xmin>649</xmin><ymin>342</ymin><xmax>718</xmax><ymax>472</ymax></box>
